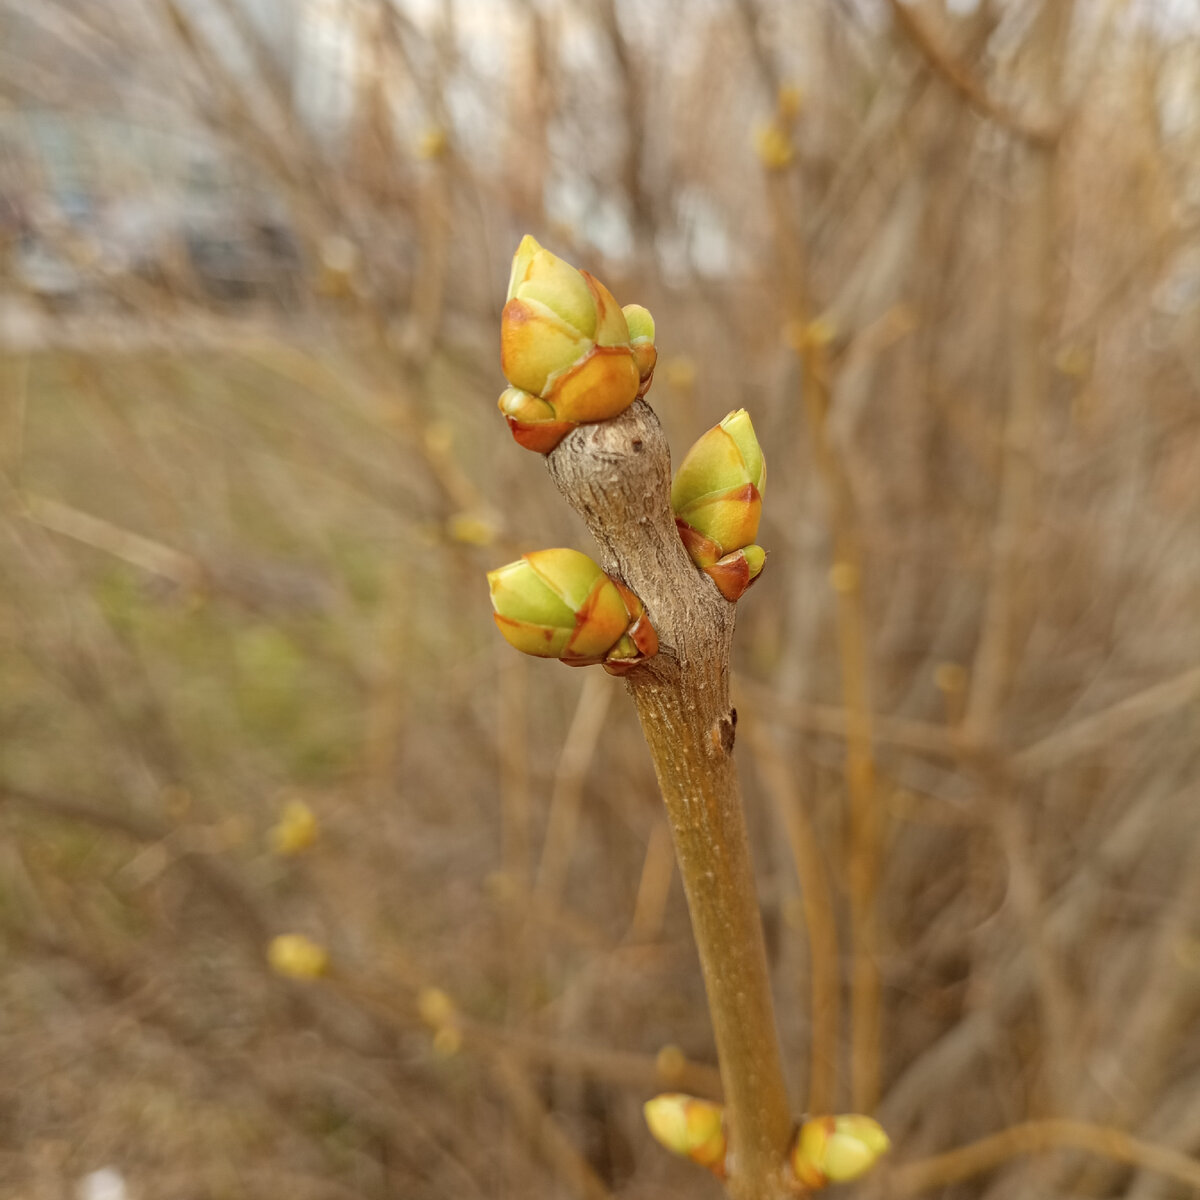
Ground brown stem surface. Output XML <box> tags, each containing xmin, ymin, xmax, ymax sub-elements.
<box><xmin>547</xmin><ymin>400</ymin><xmax>795</xmax><ymax>1200</ymax></box>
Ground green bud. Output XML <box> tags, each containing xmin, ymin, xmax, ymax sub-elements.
<box><xmin>507</xmin><ymin>234</ymin><xmax>598</xmax><ymax>338</ymax></box>
<box><xmin>487</xmin><ymin>549</ymin><xmax>657</xmax><ymax>672</ymax></box>
<box><xmin>622</xmin><ymin>303</ymin><xmax>657</xmax><ymax>394</ymax></box>
<box><xmin>601</xmin><ymin>580</ymin><xmax>659</xmax><ymax>675</ymax></box>
<box><xmin>672</xmin><ymin>410</ymin><xmax>766</xmax><ymax>593</ymax></box>
<box><xmin>585</xmin><ymin>270</ymin><xmax>632</xmax><ymax>347</ymax></box>
<box><xmin>501</xmin><ymin>296</ymin><xmax>591</xmax><ymax>397</ymax></box>
<box><xmin>498</xmin><ymin>386</ymin><xmax>555</xmax><ymax>425</ymax></box>
<box><xmin>497</xmin><ymin>386</ymin><xmax>574</xmax><ymax>454</ymax></box>
<box><xmin>542</xmin><ymin>346</ymin><xmax>641</xmax><ymax>424</ymax></box>
<box><xmin>498</xmin><ymin>236</ymin><xmax>654</xmax><ymax>453</ymax></box>
<box><xmin>622</xmin><ymin>304</ymin><xmax>655</xmax><ymax>344</ymax></box>
<box><xmin>268</xmin><ymin>933</ymin><xmax>329</xmax><ymax>980</ymax></box>
<box><xmin>672</xmin><ymin>409</ymin><xmax>766</xmax><ymax>513</ymax></box>
<box><xmin>790</xmin><ymin>1114</ymin><xmax>890</xmax><ymax>1190</ymax></box>
<box><xmin>643</xmin><ymin>1094</ymin><xmax>727</xmax><ymax>1177</ymax></box>
<box><xmin>740</xmin><ymin>542</ymin><xmax>766</xmax><ymax>577</ymax></box>
<box><xmin>719</xmin><ymin>409</ymin><xmax>765</xmax><ymax>492</ymax></box>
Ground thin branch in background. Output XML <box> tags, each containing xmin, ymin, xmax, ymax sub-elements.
<box><xmin>535</xmin><ymin>670</ymin><xmax>613</xmax><ymax>910</ymax></box>
<box><xmin>885</xmin><ymin>0</ymin><xmax>1059</xmax><ymax>147</ymax></box>
<box><xmin>1013</xmin><ymin>663</ymin><xmax>1200</xmax><ymax>776</ymax></box>
<box><xmin>763</xmin><ymin>143</ymin><xmax>883</xmax><ymax>1115</ymax></box>
<box><xmin>594</xmin><ymin>0</ymin><xmax>652</xmax><ymax>251</ymax></box>
<box><xmin>625</xmin><ymin>817</ymin><xmax>674</xmax><ymax>944</ymax></box>
<box><xmin>488</xmin><ymin>1053</ymin><xmax>615</xmax><ymax>1200</ymax></box>
<box><xmin>737</xmin><ymin>679</ymin><xmax>962</xmax><ymax>762</ymax></box>
<box><xmin>990</xmin><ymin>792</ymin><xmax>1077</xmax><ymax>1110</ymax></box>
<box><xmin>956</xmin><ymin>3</ymin><xmax>1076</xmax><ymax>1119</ymax></box>
<box><xmin>498</xmin><ymin>651</ymin><xmax>535</xmax><ymax>1019</ymax></box>
<box><xmin>473</xmin><ymin>1022</ymin><xmax>726</xmax><ymax>1102</ymax></box>
<box><xmin>891</xmin><ymin>1119</ymin><xmax>1200</xmax><ymax>1195</ymax></box>
<box><xmin>962</xmin><ymin>0</ymin><xmax>1069</xmax><ymax>743</ymax></box>
<box><xmin>0</xmin><ymin>784</ymin><xmax>271</xmax><ymax>941</ymax></box>
<box><xmin>743</xmin><ymin>714</ymin><xmax>841</xmax><ymax>1116</ymax></box>
<box><xmin>22</xmin><ymin>494</ymin><xmax>204</xmax><ymax>589</ymax></box>
<box><xmin>733</xmin><ymin>0</ymin><xmax>784</xmax><ymax>100</ymax></box>
<box><xmin>362</xmin><ymin>556</ymin><xmax>412</xmax><ymax>805</ymax></box>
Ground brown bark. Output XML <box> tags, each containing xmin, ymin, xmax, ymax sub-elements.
<box><xmin>547</xmin><ymin>400</ymin><xmax>795</xmax><ymax>1199</ymax></box>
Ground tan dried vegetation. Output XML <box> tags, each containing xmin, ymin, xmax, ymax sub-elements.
<box><xmin>1</xmin><ymin>1</ymin><xmax>1199</xmax><ymax>1197</ymax></box>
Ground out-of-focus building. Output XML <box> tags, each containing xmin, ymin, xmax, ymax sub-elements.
<box><xmin>0</xmin><ymin>0</ymin><xmax>334</xmax><ymax>304</ymax></box>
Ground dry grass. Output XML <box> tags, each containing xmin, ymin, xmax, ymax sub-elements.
<box><xmin>2</xmin><ymin>1</ymin><xmax>1200</xmax><ymax>1197</ymax></box>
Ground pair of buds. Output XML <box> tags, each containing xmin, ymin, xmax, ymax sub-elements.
<box><xmin>644</xmin><ymin>1093</ymin><xmax>890</xmax><ymax>1189</ymax></box>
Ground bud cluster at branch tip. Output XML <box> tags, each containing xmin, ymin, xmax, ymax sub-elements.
<box><xmin>498</xmin><ymin>235</ymin><xmax>656</xmax><ymax>452</ymax></box>
<box><xmin>790</xmin><ymin>1114</ymin><xmax>890</xmax><ymax>1189</ymax></box>
<box><xmin>643</xmin><ymin>1094</ymin><xmax>727</xmax><ymax>1178</ymax></box>
<box><xmin>487</xmin><ymin>548</ymin><xmax>657</xmax><ymax>675</ymax></box>
<box><xmin>671</xmin><ymin>408</ymin><xmax>767</xmax><ymax>601</ymax></box>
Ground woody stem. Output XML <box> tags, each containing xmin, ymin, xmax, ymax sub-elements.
<box><xmin>547</xmin><ymin>400</ymin><xmax>795</xmax><ymax>1200</ymax></box>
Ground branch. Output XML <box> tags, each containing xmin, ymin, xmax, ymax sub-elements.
<box><xmin>0</xmin><ymin>783</ymin><xmax>269</xmax><ymax>940</ymax></box>
<box><xmin>743</xmin><ymin>714</ymin><xmax>841</xmax><ymax>1116</ymax></box>
<box><xmin>546</xmin><ymin>400</ymin><xmax>795</xmax><ymax>1200</ymax></box>
<box><xmin>891</xmin><ymin>1119</ymin><xmax>1200</xmax><ymax>1195</ymax></box>
<box><xmin>886</xmin><ymin>0</ymin><xmax>1059</xmax><ymax>148</ymax></box>
<box><xmin>1013</xmin><ymin>664</ymin><xmax>1200</xmax><ymax>776</ymax></box>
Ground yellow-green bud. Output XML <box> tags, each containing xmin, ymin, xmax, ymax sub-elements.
<box><xmin>267</xmin><ymin>933</ymin><xmax>329</xmax><ymax>980</ymax></box>
<box><xmin>499</xmin><ymin>236</ymin><xmax>655</xmax><ymax>452</ymax></box>
<box><xmin>507</xmin><ymin>233</ymin><xmax>599</xmax><ymax>338</ymax></box>
<box><xmin>754</xmin><ymin>120</ymin><xmax>794</xmax><ymax>170</ymax></box>
<box><xmin>671</xmin><ymin>409</ymin><xmax>767</xmax><ymax>600</ymax></box>
<box><xmin>622</xmin><ymin>303</ymin><xmax>658</xmax><ymax>395</ymax></box>
<box><xmin>496</xmin><ymin>386</ymin><xmax>574</xmax><ymax>454</ymax></box>
<box><xmin>416</xmin><ymin>986</ymin><xmax>456</xmax><ymax>1028</ymax></box>
<box><xmin>643</xmin><ymin>1094</ymin><xmax>727</xmax><ymax>1177</ymax></box>
<box><xmin>622</xmin><ymin>303</ymin><xmax>654</xmax><ymax>344</ymax></box>
<box><xmin>269</xmin><ymin>798</ymin><xmax>319</xmax><ymax>856</ymax></box>
<box><xmin>487</xmin><ymin>548</ymin><xmax>657</xmax><ymax>673</ymax></box>
<box><xmin>790</xmin><ymin>1114</ymin><xmax>890</xmax><ymax>1189</ymax></box>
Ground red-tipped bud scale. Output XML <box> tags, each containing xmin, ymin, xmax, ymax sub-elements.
<box><xmin>704</xmin><ymin>544</ymin><xmax>767</xmax><ymax>602</ymax></box>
